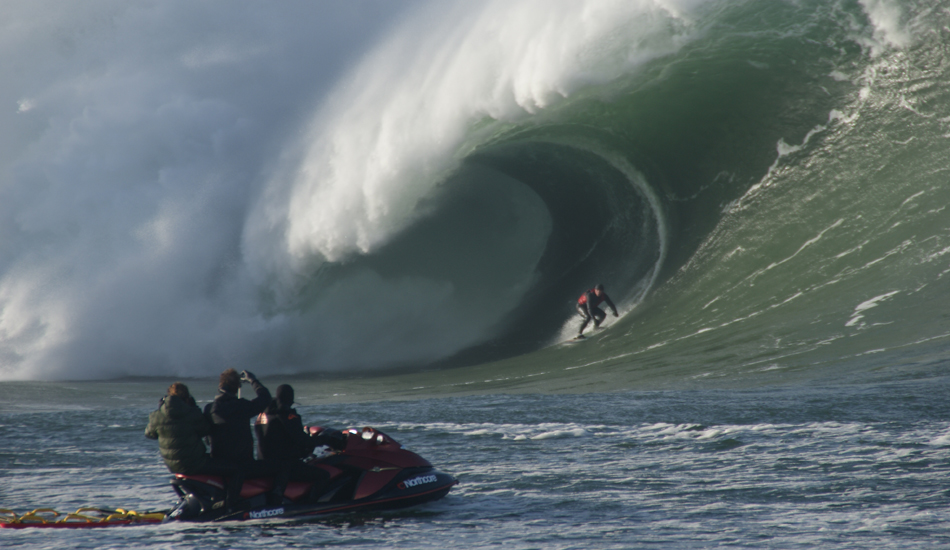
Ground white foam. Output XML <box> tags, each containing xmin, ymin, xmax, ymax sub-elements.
<box><xmin>530</xmin><ymin>428</ymin><xmax>589</xmax><ymax>440</ymax></box>
<box><xmin>846</xmin><ymin>290</ymin><xmax>900</xmax><ymax>328</ymax></box>
<box><xmin>858</xmin><ymin>0</ymin><xmax>913</xmax><ymax>55</ymax></box>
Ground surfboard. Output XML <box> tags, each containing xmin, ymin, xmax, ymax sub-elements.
<box><xmin>563</xmin><ymin>325</ymin><xmax>606</xmax><ymax>344</ymax></box>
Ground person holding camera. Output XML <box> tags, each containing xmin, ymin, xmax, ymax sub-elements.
<box><xmin>205</xmin><ymin>368</ymin><xmax>288</xmax><ymax>505</ymax></box>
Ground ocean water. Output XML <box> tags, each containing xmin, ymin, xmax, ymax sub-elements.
<box><xmin>2</xmin><ymin>380</ymin><xmax>950</xmax><ymax>548</ymax></box>
<box><xmin>3</xmin><ymin>0</ymin><xmax>950</xmax><ymax>547</ymax></box>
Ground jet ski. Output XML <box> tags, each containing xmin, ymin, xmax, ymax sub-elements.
<box><xmin>164</xmin><ymin>426</ymin><xmax>457</xmax><ymax>522</ymax></box>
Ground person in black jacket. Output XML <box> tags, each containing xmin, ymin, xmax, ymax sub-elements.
<box><xmin>205</xmin><ymin>369</ymin><xmax>288</xmax><ymax>505</ymax></box>
<box><xmin>146</xmin><ymin>382</ymin><xmax>243</xmax><ymax>511</ymax></box>
<box><xmin>255</xmin><ymin>384</ymin><xmax>345</xmax><ymax>498</ymax></box>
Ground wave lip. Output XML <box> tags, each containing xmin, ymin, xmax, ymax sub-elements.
<box><xmin>245</xmin><ymin>0</ymin><xmax>705</xmax><ymax>281</ymax></box>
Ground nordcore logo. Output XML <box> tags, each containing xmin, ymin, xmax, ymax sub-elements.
<box><xmin>248</xmin><ymin>507</ymin><xmax>285</xmax><ymax>519</ymax></box>
<box><xmin>398</xmin><ymin>474</ymin><xmax>437</xmax><ymax>490</ymax></box>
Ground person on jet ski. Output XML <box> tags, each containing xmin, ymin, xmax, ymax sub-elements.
<box><xmin>145</xmin><ymin>382</ymin><xmax>244</xmax><ymax>511</ymax></box>
<box><xmin>575</xmin><ymin>283</ymin><xmax>618</xmax><ymax>339</ymax></box>
<box><xmin>205</xmin><ymin>369</ymin><xmax>288</xmax><ymax>505</ymax></box>
<box><xmin>255</xmin><ymin>384</ymin><xmax>347</xmax><ymax>497</ymax></box>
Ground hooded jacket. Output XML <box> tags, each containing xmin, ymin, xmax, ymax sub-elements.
<box><xmin>144</xmin><ymin>394</ymin><xmax>212</xmax><ymax>474</ymax></box>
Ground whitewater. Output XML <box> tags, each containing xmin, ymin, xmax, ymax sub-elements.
<box><xmin>3</xmin><ymin>0</ymin><xmax>950</xmax><ymax>548</ymax></box>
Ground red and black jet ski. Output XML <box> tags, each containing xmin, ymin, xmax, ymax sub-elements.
<box><xmin>164</xmin><ymin>426</ymin><xmax>457</xmax><ymax>522</ymax></box>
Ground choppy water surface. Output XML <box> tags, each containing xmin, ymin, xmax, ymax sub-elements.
<box><xmin>2</xmin><ymin>379</ymin><xmax>949</xmax><ymax>549</ymax></box>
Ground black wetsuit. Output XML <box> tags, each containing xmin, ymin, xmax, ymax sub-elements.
<box><xmin>576</xmin><ymin>288</ymin><xmax>617</xmax><ymax>336</ymax></box>
<box><xmin>255</xmin><ymin>405</ymin><xmax>344</xmax><ymax>494</ymax></box>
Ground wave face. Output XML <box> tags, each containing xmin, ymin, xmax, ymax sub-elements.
<box><xmin>2</xmin><ymin>0</ymin><xmax>949</xmax><ymax>383</ymax></box>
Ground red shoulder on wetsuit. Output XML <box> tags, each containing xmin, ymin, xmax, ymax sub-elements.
<box><xmin>577</xmin><ymin>288</ymin><xmax>603</xmax><ymax>306</ymax></box>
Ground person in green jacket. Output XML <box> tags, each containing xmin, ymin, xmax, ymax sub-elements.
<box><xmin>145</xmin><ymin>382</ymin><xmax>243</xmax><ymax>510</ymax></box>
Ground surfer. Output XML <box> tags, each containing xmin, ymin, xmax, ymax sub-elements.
<box><xmin>575</xmin><ymin>284</ymin><xmax>618</xmax><ymax>339</ymax></box>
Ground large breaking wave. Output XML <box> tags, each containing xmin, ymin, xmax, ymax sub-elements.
<box><xmin>1</xmin><ymin>0</ymin><xmax>947</xmax><ymax>384</ymax></box>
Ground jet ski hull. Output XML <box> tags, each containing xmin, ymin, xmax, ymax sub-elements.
<box><xmin>164</xmin><ymin>427</ymin><xmax>457</xmax><ymax>523</ymax></box>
